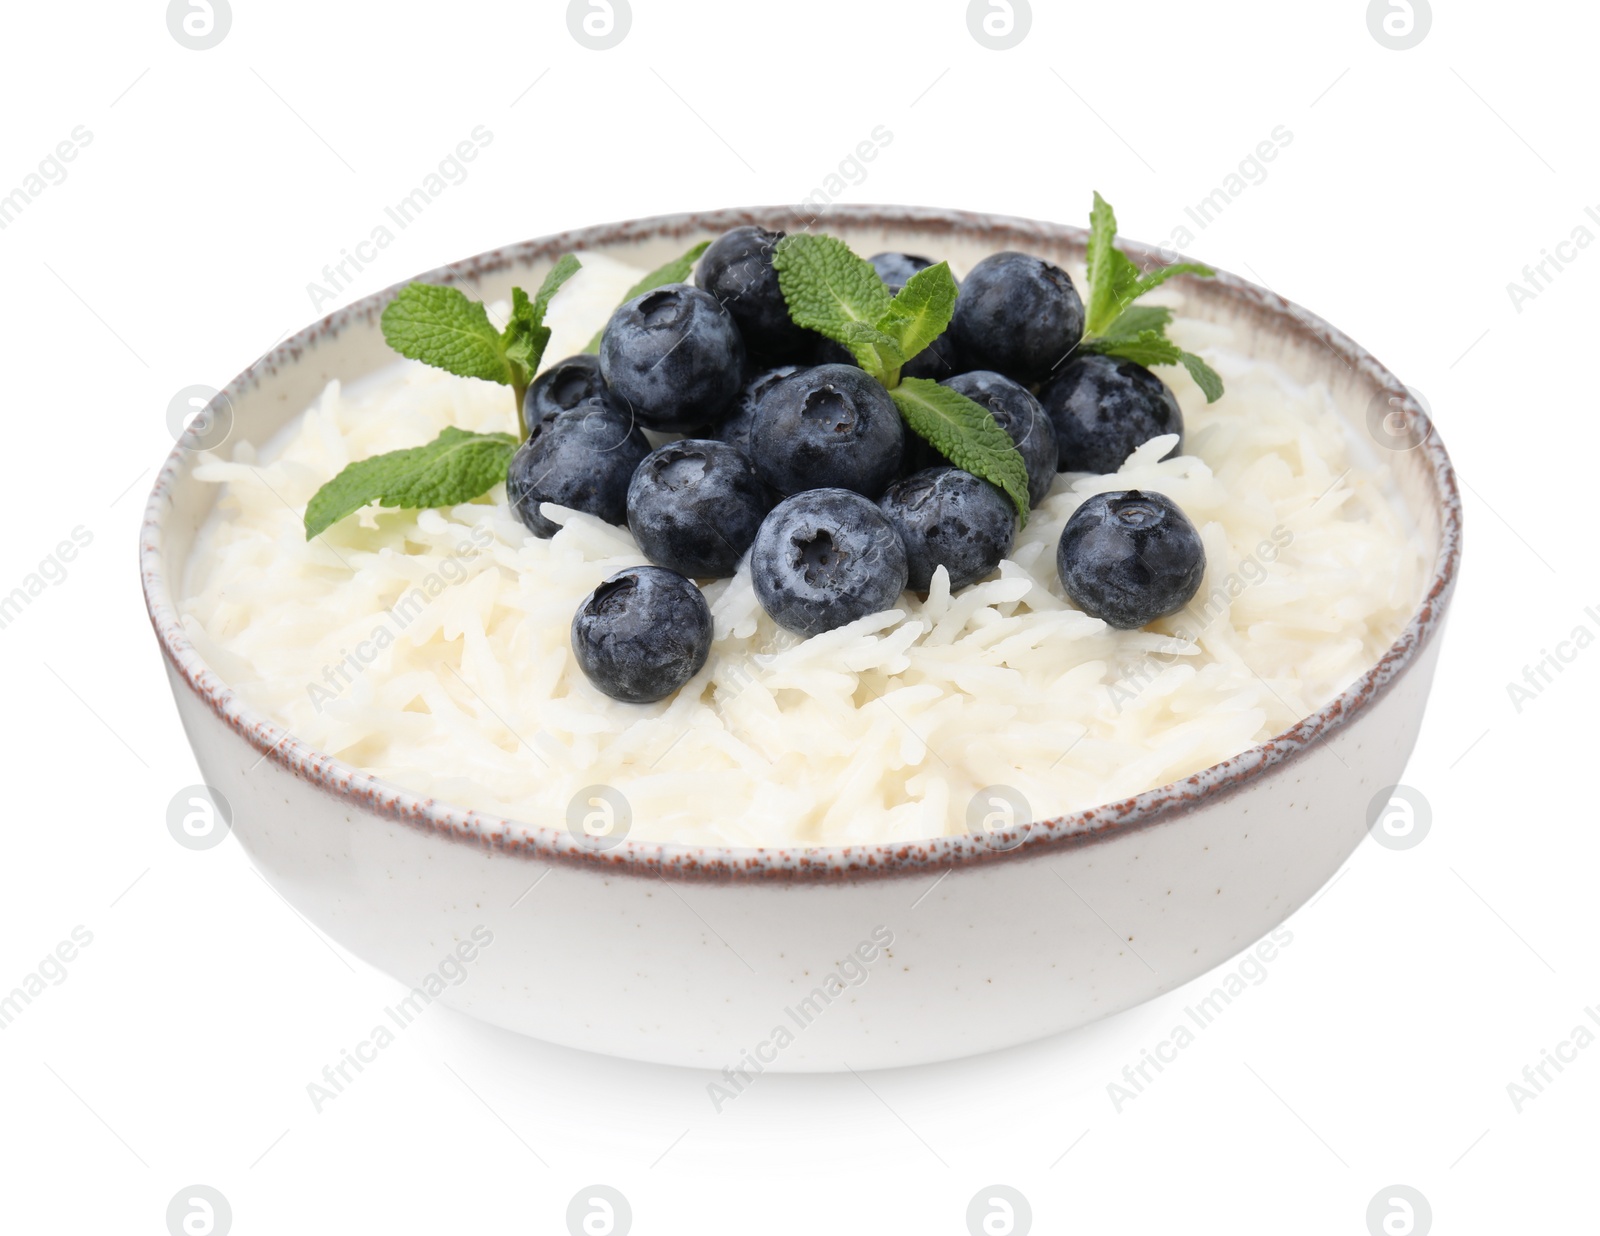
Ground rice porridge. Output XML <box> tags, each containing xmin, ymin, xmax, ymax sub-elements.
<box><xmin>180</xmin><ymin>249</ymin><xmax>1425</xmax><ymax>847</ymax></box>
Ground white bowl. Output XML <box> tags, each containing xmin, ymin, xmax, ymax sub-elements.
<box><xmin>142</xmin><ymin>206</ymin><xmax>1461</xmax><ymax>1071</ymax></box>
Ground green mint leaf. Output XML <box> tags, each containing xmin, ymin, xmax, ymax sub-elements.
<box><xmin>1084</xmin><ymin>192</ymin><xmax>1215</xmax><ymax>335</ymax></box>
<box><xmin>772</xmin><ymin>232</ymin><xmax>895</xmax><ymax>346</ymax></box>
<box><xmin>1082</xmin><ymin>328</ymin><xmax>1185</xmax><ymax>368</ymax></box>
<box><xmin>1179</xmin><ymin>351</ymin><xmax>1224</xmax><ymax>403</ymax></box>
<box><xmin>1085</xmin><ymin>191</ymin><xmax>1116</xmax><ymax>309</ymax></box>
<box><xmin>888</xmin><ymin>378</ymin><xmax>1031</xmax><ymax>524</ymax></box>
<box><xmin>381</xmin><ymin>284</ymin><xmax>513</xmax><ymax>386</ymax></box>
<box><xmin>875</xmin><ymin>260</ymin><xmax>958</xmax><ymax>364</ymax></box>
<box><xmin>1084</xmin><ymin>192</ymin><xmax>1143</xmax><ymax>335</ymax></box>
<box><xmin>501</xmin><ymin>286</ymin><xmax>548</xmax><ymax>385</ymax></box>
<box><xmin>584</xmin><ymin>240</ymin><xmax>711</xmax><ymax>353</ymax></box>
<box><xmin>1095</xmin><ymin>304</ymin><xmax>1173</xmax><ymax>344</ymax></box>
<box><xmin>506</xmin><ymin>254</ymin><xmax>583</xmax><ymax>381</ymax></box>
<box><xmin>1093</xmin><ymin>249</ymin><xmax>1144</xmax><ymax>335</ymax></box>
<box><xmin>379</xmin><ymin>259</ymin><xmax>586</xmax><ymax>441</ymax></box>
<box><xmin>838</xmin><ymin>321</ymin><xmax>905</xmax><ymax>385</ymax></box>
<box><xmin>615</xmin><ymin>240</ymin><xmax>712</xmax><ymax>305</ymax></box>
<box><xmin>502</xmin><ymin>254</ymin><xmax>583</xmax><ymax>434</ymax></box>
<box><xmin>303</xmin><ymin>427</ymin><xmax>517</xmax><ymax>540</ymax></box>
<box><xmin>531</xmin><ymin>253</ymin><xmax>583</xmax><ymax>322</ymax></box>
<box><xmin>1083</xmin><ymin>330</ymin><xmax>1226</xmax><ymax>404</ymax></box>
<box><xmin>1131</xmin><ymin>261</ymin><xmax>1215</xmax><ymax>300</ymax></box>
<box><xmin>1080</xmin><ymin>193</ymin><xmax>1225</xmax><ymax>403</ymax></box>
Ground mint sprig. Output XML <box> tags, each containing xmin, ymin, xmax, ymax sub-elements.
<box><xmin>380</xmin><ymin>254</ymin><xmax>581</xmax><ymax>435</ymax></box>
<box><xmin>772</xmin><ymin>234</ymin><xmax>922</xmax><ymax>384</ymax></box>
<box><xmin>304</xmin><ymin>255</ymin><xmax>580</xmax><ymax>536</ymax></box>
<box><xmin>584</xmin><ymin>240</ymin><xmax>712</xmax><ymax>353</ymax></box>
<box><xmin>772</xmin><ymin>235</ymin><xmax>1030</xmax><ymax>522</ymax></box>
<box><xmin>303</xmin><ymin>427</ymin><xmax>517</xmax><ymax>540</ymax></box>
<box><xmin>1079</xmin><ymin>192</ymin><xmax>1222</xmax><ymax>402</ymax></box>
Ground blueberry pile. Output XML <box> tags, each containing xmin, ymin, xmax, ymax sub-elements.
<box><xmin>510</xmin><ymin>226</ymin><xmax>1210</xmax><ymax>703</ymax></box>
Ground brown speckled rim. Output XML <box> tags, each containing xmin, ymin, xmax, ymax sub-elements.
<box><xmin>140</xmin><ymin>205</ymin><xmax>1461</xmax><ymax>883</ymax></box>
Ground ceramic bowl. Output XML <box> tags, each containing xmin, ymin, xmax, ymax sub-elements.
<box><xmin>141</xmin><ymin>206</ymin><xmax>1461</xmax><ymax>1071</ymax></box>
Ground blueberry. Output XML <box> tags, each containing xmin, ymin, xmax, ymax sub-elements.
<box><xmin>1039</xmin><ymin>354</ymin><xmax>1183</xmax><ymax>474</ymax></box>
<box><xmin>696</xmin><ymin>226</ymin><xmax>813</xmax><ymax>359</ymax></box>
<box><xmin>948</xmin><ymin>251</ymin><xmax>1084</xmax><ymax>384</ymax></box>
<box><xmin>879</xmin><ymin>467</ymin><xmax>1016</xmax><ymax>592</ymax></box>
<box><xmin>751</xmin><ymin>488</ymin><xmax>909</xmax><ymax>636</ymax></box>
<box><xmin>598</xmin><ymin>284</ymin><xmax>745</xmax><ymax>432</ymax></box>
<box><xmin>1056</xmin><ymin>490</ymin><xmax>1206</xmax><ymax>629</ymax></box>
<box><xmin>524</xmin><ymin>353</ymin><xmax>605</xmax><ymax>430</ymax></box>
<box><xmin>571</xmin><ymin>566</ymin><xmax>713</xmax><ymax>703</ymax></box>
<box><xmin>940</xmin><ymin>370</ymin><xmax>1058</xmax><ymax>506</ymax></box>
<box><xmin>708</xmin><ymin>363</ymin><xmax>805</xmax><ymax>456</ymax></box>
<box><xmin>506</xmin><ymin>393</ymin><xmax>650</xmax><ymax>538</ymax></box>
<box><xmin>750</xmin><ymin>363</ymin><xmax>904</xmax><ymax>499</ymax></box>
<box><xmin>626</xmin><ymin>439</ymin><xmax>772</xmax><ymax>579</ymax></box>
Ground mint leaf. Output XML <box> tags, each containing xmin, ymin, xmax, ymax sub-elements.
<box><xmin>381</xmin><ymin>284</ymin><xmax>513</xmax><ymax>386</ymax></box>
<box><xmin>1083</xmin><ymin>331</ymin><xmax>1225</xmax><ymax>404</ymax></box>
<box><xmin>1081</xmin><ymin>193</ymin><xmax>1224</xmax><ymax>403</ymax></box>
<box><xmin>1131</xmin><ymin>261</ymin><xmax>1216</xmax><ymax>300</ymax></box>
<box><xmin>506</xmin><ymin>255</ymin><xmax>583</xmax><ymax>373</ymax></box>
<box><xmin>889</xmin><ymin>378</ymin><xmax>1031</xmax><ymax>524</ymax></box>
<box><xmin>584</xmin><ymin>240</ymin><xmax>711</xmax><ymax>353</ymax></box>
<box><xmin>1084</xmin><ymin>191</ymin><xmax>1117</xmax><ymax>314</ymax></box>
<box><xmin>876</xmin><ymin>260</ymin><xmax>958</xmax><ymax>364</ymax></box>
<box><xmin>303</xmin><ymin>427</ymin><xmax>517</xmax><ymax>539</ymax></box>
<box><xmin>773</xmin><ymin>232</ymin><xmax>894</xmax><ymax>344</ymax></box>
<box><xmin>615</xmin><ymin>240</ymin><xmax>711</xmax><ymax>305</ymax></box>
<box><xmin>504</xmin><ymin>254</ymin><xmax>582</xmax><ymax>406</ymax></box>
<box><xmin>531</xmin><ymin>252</ymin><xmax>583</xmax><ymax>322</ymax></box>
<box><xmin>1084</xmin><ymin>192</ymin><xmax>1216</xmax><ymax>333</ymax></box>
<box><xmin>1082</xmin><ymin>329</ymin><xmax>1184</xmax><ymax>368</ymax></box>
<box><xmin>381</xmin><ymin>256</ymin><xmax>582</xmax><ymax>434</ymax></box>
<box><xmin>501</xmin><ymin>286</ymin><xmax>546</xmax><ymax>382</ymax></box>
<box><xmin>1179</xmin><ymin>351</ymin><xmax>1224</xmax><ymax>403</ymax></box>
<box><xmin>1095</xmin><ymin>304</ymin><xmax>1173</xmax><ymax>344</ymax></box>
<box><xmin>1084</xmin><ymin>192</ymin><xmax>1143</xmax><ymax>335</ymax></box>
<box><xmin>343</xmin><ymin>258</ymin><xmax>579</xmax><ymax>535</ymax></box>
<box><xmin>838</xmin><ymin>321</ymin><xmax>905</xmax><ymax>384</ymax></box>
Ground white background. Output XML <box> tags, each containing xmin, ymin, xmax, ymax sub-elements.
<box><xmin>0</xmin><ymin>0</ymin><xmax>1593</xmax><ymax>1232</ymax></box>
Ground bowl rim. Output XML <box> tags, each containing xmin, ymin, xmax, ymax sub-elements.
<box><xmin>141</xmin><ymin>203</ymin><xmax>1462</xmax><ymax>884</ymax></box>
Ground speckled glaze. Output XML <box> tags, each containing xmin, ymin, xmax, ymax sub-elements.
<box><xmin>143</xmin><ymin>206</ymin><xmax>1460</xmax><ymax>1070</ymax></box>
